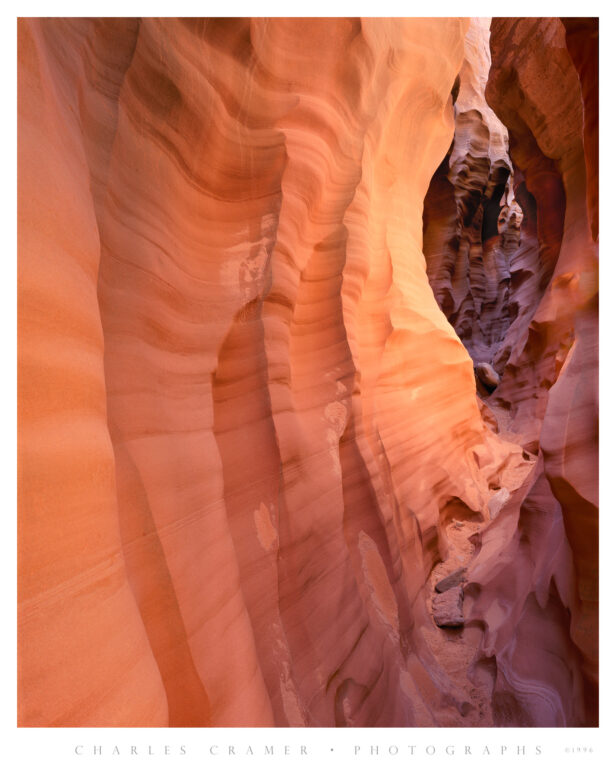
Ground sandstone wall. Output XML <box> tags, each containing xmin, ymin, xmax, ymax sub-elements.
<box><xmin>18</xmin><ymin>16</ymin><xmax>598</xmax><ymax>728</ymax></box>
<box><xmin>461</xmin><ymin>17</ymin><xmax>598</xmax><ymax>727</ymax></box>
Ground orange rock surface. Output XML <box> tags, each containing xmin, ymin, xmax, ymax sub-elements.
<box><xmin>18</xmin><ymin>17</ymin><xmax>598</xmax><ymax>727</ymax></box>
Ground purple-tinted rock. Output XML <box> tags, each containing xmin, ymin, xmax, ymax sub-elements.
<box><xmin>435</xmin><ymin>567</ymin><xmax>467</xmax><ymax>593</ymax></box>
<box><xmin>432</xmin><ymin>586</ymin><xmax>464</xmax><ymax>627</ymax></box>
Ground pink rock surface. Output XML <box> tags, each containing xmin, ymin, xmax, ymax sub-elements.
<box><xmin>17</xmin><ymin>16</ymin><xmax>597</xmax><ymax>728</ymax></box>
<box><xmin>422</xmin><ymin>17</ymin><xmax>597</xmax><ymax>727</ymax></box>
<box><xmin>464</xmin><ymin>17</ymin><xmax>598</xmax><ymax>727</ymax></box>
<box><xmin>434</xmin><ymin>567</ymin><xmax>466</xmax><ymax>593</ymax></box>
<box><xmin>423</xmin><ymin>18</ymin><xmax>518</xmax><ymax>372</ymax></box>
<box><xmin>432</xmin><ymin>587</ymin><xmax>464</xmax><ymax>627</ymax></box>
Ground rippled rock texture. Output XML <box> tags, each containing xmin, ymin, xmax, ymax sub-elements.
<box><xmin>423</xmin><ymin>18</ymin><xmax>518</xmax><ymax>373</ymax></box>
<box><xmin>18</xmin><ymin>17</ymin><xmax>598</xmax><ymax>728</ymax></box>
<box><xmin>425</xmin><ymin>17</ymin><xmax>598</xmax><ymax>726</ymax></box>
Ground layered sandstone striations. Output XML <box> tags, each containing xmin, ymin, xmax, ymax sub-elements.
<box><xmin>423</xmin><ymin>18</ymin><xmax>519</xmax><ymax>375</ymax></box>
<box><xmin>424</xmin><ymin>17</ymin><xmax>598</xmax><ymax>726</ymax></box>
<box><xmin>471</xmin><ymin>16</ymin><xmax>598</xmax><ymax>727</ymax></box>
<box><xmin>18</xmin><ymin>17</ymin><xmax>598</xmax><ymax>728</ymax></box>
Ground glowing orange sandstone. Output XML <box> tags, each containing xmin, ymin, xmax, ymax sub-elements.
<box><xmin>18</xmin><ymin>17</ymin><xmax>597</xmax><ymax>727</ymax></box>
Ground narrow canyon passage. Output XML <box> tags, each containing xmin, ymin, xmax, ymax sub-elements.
<box><xmin>419</xmin><ymin>17</ymin><xmax>598</xmax><ymax>727</ymax></box>
<box><xmin>18</xmin><ymin>16</ymin><xmax>598</xmax><ymax>728</ymax></box>
<box><xmin>418</xmin><ymin>22</ymin><xmax>539</xmax><ymax>718</ymax></box>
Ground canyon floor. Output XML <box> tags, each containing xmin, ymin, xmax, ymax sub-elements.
<box><xmin>423</xmin><ymin>441</ymin><xmax>538</xmax><ymax>728</ymax></box>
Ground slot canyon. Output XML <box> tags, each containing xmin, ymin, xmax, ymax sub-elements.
<box><xmin>18</xmin><ymin>17</ymin><xmax>598</xmax><ymax>727</ymax></box>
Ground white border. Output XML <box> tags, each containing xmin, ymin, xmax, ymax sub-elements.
<box><xmin>4</xmin><ymin>4</ymin><xmax>613</xmax><ymax>770</ymax></box>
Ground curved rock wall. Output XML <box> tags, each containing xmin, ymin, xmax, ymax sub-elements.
<box><xmin>18</xmin><ymin>16</ymin><xmax>598</xmax><ymax>728</ymax></box>
<box><xmin>423</xmin><ymin>18</ymin><xmax>519</xmax><ymax>373</ymax></box>
<box><xmin>430</xmin><ymin>17</ymin><xmax>598</xmax><ymax>727</ymax></box>
<box><xmin>18</xmin><ymin>18</ymin><xmax>169</xmax><ymax>727</ymax></box>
